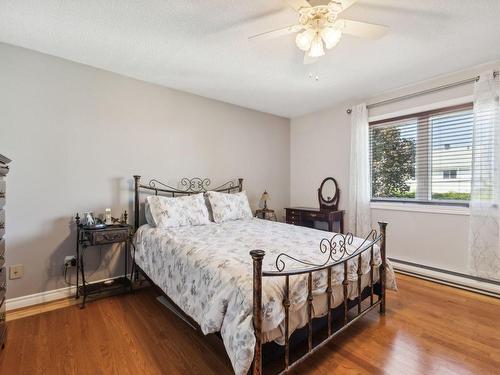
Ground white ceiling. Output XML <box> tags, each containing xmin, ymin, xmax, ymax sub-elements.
<box><xmin>1</xmin><ymin>0</ymin><xmax>500</xmax><ymax>118</ymax></box>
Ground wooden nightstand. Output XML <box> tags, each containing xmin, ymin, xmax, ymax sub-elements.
<box><xmin>255</xmin><ymin>209</ymin><xmax>277</xmax><ymax>221</ymax></box>
<box><xmin>285</xmin><ymin>207</ymin><xmax>344</xmax><ymax>233</ymax></box>
<box><xmin>75</xmin><ymin>215</ymin><xmax>133</xmax><ymax>308</ymax></box>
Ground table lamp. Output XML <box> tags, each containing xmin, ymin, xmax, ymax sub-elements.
<box><xmin>261</xmin><ymin>191</ymin><xmax>270</xmax><ymax>210</ymax></box>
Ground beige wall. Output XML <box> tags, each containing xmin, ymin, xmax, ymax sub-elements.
<box><xmin>0</xmin><ymin>43</ymin><xmax>290</xmax><ymax>299</ymax></box>
<box><xmin>291</xmin><ymin>61</ymin><xmax>499</xmax><ymax>276</ymax></box>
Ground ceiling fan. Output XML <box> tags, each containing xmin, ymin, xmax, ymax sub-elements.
<box><xmin>248</xmin><ymin>0</ymin><xmax>389</xmax><ymax>64</ymax></box>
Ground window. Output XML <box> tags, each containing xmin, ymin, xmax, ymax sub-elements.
<box><xmin>443</xmin><ymin>170</ymin><xmax>457</xmax><ymax>179</ymax></box>
<box><xmin>370</xmin><ymin>103</ymin><xmax>473</xmax><ymax>204</ymax></box>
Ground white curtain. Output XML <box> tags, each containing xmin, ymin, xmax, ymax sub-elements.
<box><xmin>348</xmin><ymin>103</ymin><xmax>372</xmax><ymax>236</ymax></box>
<box><xmin>469</xmin><ymin>70</ymin><xmax>500</xmax><ymax>281</ymax></box>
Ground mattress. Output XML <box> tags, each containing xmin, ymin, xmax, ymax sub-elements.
<box><xmin>134</xmin><ymin>218</ymin><xmax>396</xmax><ymax>375</ymax></box>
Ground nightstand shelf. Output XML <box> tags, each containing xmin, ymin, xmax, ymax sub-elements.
<box><xmin>255</xmin><ymin>208</ymin><xmax>277</xmax><ymax>221</ymax></box>
<box><xmin>77</xmin><ymin>276</ymin><xmax>131</xmax><ymax>298</ymax></box>
<box><xmin>75</xmin><ymin>218</ymin><xmax>133</xmax><ymax>308</ymax></box>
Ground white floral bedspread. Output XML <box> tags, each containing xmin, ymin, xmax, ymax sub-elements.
<box><xmin>134</xmin><ymin>218</ymin><xmax>396</xmax><ymax>375</ymax></box>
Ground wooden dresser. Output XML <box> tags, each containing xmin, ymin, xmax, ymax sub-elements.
<box><xmin>285</xmin><ymin>207</ymin><xmax>344</xmax><ymax>234</ymax></box>
<box><xmin>0</xmin><ymin>154</ymin><xmax>10</xmax><ymax>349</ymax></box>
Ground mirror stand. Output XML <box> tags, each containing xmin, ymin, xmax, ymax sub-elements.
<box><xmin>318</xmin><ymin>177</ymin><xmax>340</xmax><ymax>211</ymax></box>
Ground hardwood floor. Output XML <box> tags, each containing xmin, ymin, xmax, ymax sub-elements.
<box><xmin>1</xmin><ymin>274</ymin><xmax>499</xmax><ymax>375</ymax></box>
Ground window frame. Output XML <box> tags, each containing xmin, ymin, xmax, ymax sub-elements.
<box><xmin>369</xmin><ymin>102</ymin><xmax>473</xmax><ymax>207</ymax></box>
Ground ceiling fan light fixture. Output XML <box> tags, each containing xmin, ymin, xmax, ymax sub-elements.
<box><xmin>321</xmin><ymin>27</ymin><xmax>342</xmax><ymax>49</ymax></box>
<box><xmin>308</xmin><ymin>34</ymin><xmax>325</xmax><ymax>58</ymax></box>
<box><xmin>295</xmin><ymin>29</ymin><xmax>316</xmax><ymax>51</ymax></box>
<box><xmin>248</xmin><ymin>0</ymin><xmax>389</xmax><ymax>64</ymax></box>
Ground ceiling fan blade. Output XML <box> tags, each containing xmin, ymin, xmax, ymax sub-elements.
<box><xmin>248</xmin><ymin>24</ymin><xmax>302</xmax><ymax>41</ymax></box>
<box><xmin>303</xmin><ymin>54</ymin><xmax>318</xmax><ymax>65</ymax></box>
<box><xmin>284</xmin><ymin>0</ymin><xmax>311</xmax><ymax>11</ymax></box>
<box><xmin>338</xmin><ymin>0</ymin><xmax>357</xmax><ymax>13</ymax></box>
<box><xmin>335</xmin><ymin>19</ymin><xmax>389</xmax><ymax>39</ymax></box>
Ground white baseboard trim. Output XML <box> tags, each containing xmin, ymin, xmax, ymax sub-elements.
<box><xmin>6</xmin><ymin>285</ymin><xmax>76</xmax><ymax>311</ymax></box>
<box><xmin>6</xmin><ymin>275</ymin><xmax>125</xmax><ymax>311</ymax></box>
<box><xmin>392</xmin><ymin>260</ymin><xmax>500</xmax><ymax>298</ymax></box>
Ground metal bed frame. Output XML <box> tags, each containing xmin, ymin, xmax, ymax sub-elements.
<box><xmin>132</xmin><ymin>175</ymin><xmax>387</xmax><ymax>375</ymax></box>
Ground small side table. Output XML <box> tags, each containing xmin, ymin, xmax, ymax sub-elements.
<box><xmin>255</xmin><ymin>209</ymin><xmax>277</xmax><ymax>221</ymax></box>
<box><xmin>75</xmin><ymin>215</ymin><xmax>133</xmax><ymax>308</ymax></box>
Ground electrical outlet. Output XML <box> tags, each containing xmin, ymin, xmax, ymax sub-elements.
<box><xmin>9</xmin><ymin>264</ymin><xmax>24</xmax><ymax>279</ymax></box>
<box><xmin>64</xmin><ymin>255</ymin><xmax>77</xmax><ymax>267</ymax></box>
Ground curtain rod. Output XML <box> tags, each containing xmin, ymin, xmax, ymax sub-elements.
<box><xmin>346</xmin><ymin>71</ymin><xmax>499</xmax><ymax>114</ymax></box>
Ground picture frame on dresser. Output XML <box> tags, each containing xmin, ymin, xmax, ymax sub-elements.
<box><xmin>0</xmin><ymin>154</ymin><xmax>11</xmax><ymax>350</ymax></box>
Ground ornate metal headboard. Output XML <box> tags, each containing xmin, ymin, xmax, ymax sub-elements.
<box><xmin>133</xmin><ymin>176</ymin><xmax>243</xmax><ymax>231</ymax></box>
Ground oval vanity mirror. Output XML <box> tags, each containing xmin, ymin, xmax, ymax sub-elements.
<box><xmin>318</xmin><ymin>177</ymin><xmax>340</xmax><ymax>211</ymax></box>
<box><xmin>321</xmin><ymin>178</ymin><xmax>337</xmax><ymax>201</ymax></box>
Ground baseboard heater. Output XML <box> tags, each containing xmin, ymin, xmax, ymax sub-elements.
<box><xmin>390</xmin><ymin>258</ymin><xmax>500</xmax><ymax>298</ymax></box>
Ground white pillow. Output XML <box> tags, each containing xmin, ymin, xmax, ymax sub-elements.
<box><xmin>145</xmin><ymin>193</ymin><xmax>210</xmax><ymax>228</ymax></box>
<box><xmin>144</xmin><ymin>201</ymin><xmax>156</xmax><ymax>226</ymax></box>
<box><xmin>206</xmin><ymin>191</ymin><xmax>253</xmax><ymax>223</ymax></box>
